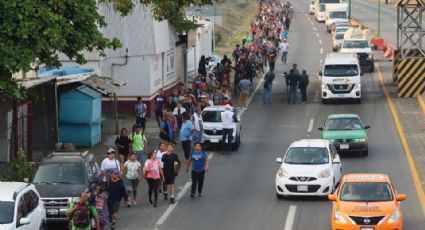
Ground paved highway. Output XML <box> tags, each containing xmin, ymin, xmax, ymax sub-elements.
<box><xmin>114</xmin><ymin>1</ymin><xmax>425</xmax><ymax>229</ymax></box>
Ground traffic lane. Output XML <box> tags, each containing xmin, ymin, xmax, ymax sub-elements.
<box><xmin>159</xmin><ymin>6</ymin><xmax>326</xmax><ymax>230</ymax></box>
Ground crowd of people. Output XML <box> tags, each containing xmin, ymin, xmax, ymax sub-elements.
<box><xmin>65</xmin><ymin>1</ymin><xmax>314</xmax><ymax>229</ymax></box>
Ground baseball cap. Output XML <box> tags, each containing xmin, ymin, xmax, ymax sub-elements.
<box><xmin>107</xmin><ymin>147</ymin><xmax>115</xmax><ymax>154</ymax></box>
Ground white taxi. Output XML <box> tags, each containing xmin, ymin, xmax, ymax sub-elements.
<box><xmin>275</xmin><ymin>139</ymin><xmax>342</xmax><ymax>198</ymax></box>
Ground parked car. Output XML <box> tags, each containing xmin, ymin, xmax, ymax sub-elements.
<box><xmin>201</xmin><ymin>106</ymin><xmax>241</xmax><ymax>151</ymax></box>
<box><xmin>32</xmin><ymin>150</ymin><xmax>101</xmax><ymax>223</ymax></box>
<box><xmin>275</xmin><ymin>139</ymin><xmax>342</xmax><ymax>199</ymax></box>
<box><xmin>0</xmin><ymin>182</ymin><xmax>46</xmax><ymax>230</ymax></box>
<box><xmin>319</xmin><ymin>114</ymin><xmax>370</xmax><ymax>156</ymax></box>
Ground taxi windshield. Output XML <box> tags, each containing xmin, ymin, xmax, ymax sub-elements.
<box><xmin>340</xmin><ymin>182</ymin><xmax>393</xmax><ymax>202</ymax></box>
<box><xmin>284</xmin><ymin>147</ymin><xmax>329</xmax><ymax>165</ymax></box>
<box><xmin>325</xmin><ymin>118</ymin><xmax>363</xmax><ymax>130</ymax></box>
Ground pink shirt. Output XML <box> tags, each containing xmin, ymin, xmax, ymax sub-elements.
<box><xmin>144</xmin><ymin>159</ymin><xmax>161</xmax><ymax>179</ymax></box>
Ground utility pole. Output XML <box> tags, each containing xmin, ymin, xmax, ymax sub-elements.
<box><xmin>378</xmin><ymin>0</ymin><xmax>381</xmax><ymax>37</ymax></box>
<box><xmin>348</xmin><ymin>0</ymin><xmax>352</xmax><ymax>19</ymax></box>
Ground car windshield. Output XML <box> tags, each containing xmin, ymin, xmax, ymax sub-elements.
<box><xmin>33</xmin><ymin>163</ymin><xmax>86</xmax><ymax>185</ymax></box>
<box><xmin>325</xmin><ymin>118</ymin><xmax>363</xmax><ymax>130</ymax></box>
<box><xmin>335</xmin><ymin>28</ymin><xmax>348</xmax><ymax>33</ymax></box>
<box><xmin>343</xmin><ymin>40</ymin><xmax>370</xmax><ymax>49</ymax></box>
<box><xmin>335</xmin><ymin>33</ymin><xmax>344</xmax><ymax>40</ymax></box>
<box><xmin>202</xmin><ymin>111</ymin><xmax>222</xmax><ymax>122</ymax></box>
<box><xmin>340</xmin><ymin>182</ymin><xmax>393</xmax><ymax>202</ymax></box>
<box><xmin>330</xmin><ymin>12</ymin><xmax>347</xmax><ymax>19</ymax></box>
<box><xmin>323</xmin><ymin>64</ymin><xmax>359</xmax><ymax>77</ymax></box>
<box><xmin>284</xmin><ymin>147</ymin><xmax>329</xmax><ymax>165</ymax></box>
<box><xmin>0</xmin><ymin>201</ymin><xmax>14</xmax><ymax>224</ymax></box>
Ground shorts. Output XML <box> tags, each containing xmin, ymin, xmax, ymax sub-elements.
<box><xmin>110</xmin><ymin>200</ymin><xmax>120</xmax><ymax>214</ymax></box>
<box><xmin>155</xmin><ymin>110</ymin><xmax>163</xmax><ymax>118</ymax></box>
<box><xmin>164</xmin><ymin>173</ymin><xmax>176</xmax><ymax>185</ymax></box>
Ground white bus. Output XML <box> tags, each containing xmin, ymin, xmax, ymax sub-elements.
<box><xmin>314</xmin><ymin>0</ymin><xmax>342</xmax><ymax>22</ymax></box>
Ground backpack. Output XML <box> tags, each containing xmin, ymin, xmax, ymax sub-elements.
<box><xmin>300</xmin><ymin>74</ymin><xmax>309</xmax><ymax>86</ymax></box>
<box><xmin>72</xmin><ymin>204</ymin><xmax>91</xmax><ymax>228</ymax></box>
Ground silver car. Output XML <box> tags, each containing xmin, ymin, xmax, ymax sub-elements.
<box><xmin>201</xmin><ymin>106</ymin><xmax>241</xmax><ymax>151</ymax></box>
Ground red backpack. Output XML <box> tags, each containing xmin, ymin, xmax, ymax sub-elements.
<box><xmin>72</xmin><ymin>204</ymin><xmax>91</xmax><ymax>228</ymax></box>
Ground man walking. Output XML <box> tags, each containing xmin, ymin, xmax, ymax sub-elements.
<box><xmin>263</xmin><ymin>68</ymin><xmax>276</xmax><ymax>105</ymax></box>
<box><xmin>180</xmin><ymin>113</ymin><xmax>195</xmax><ymax>161</ymax></box>
<box><xmin>191</xmin><ymin>106</ymin><xmax>204</xmax><ymax>145</ymax></box>
<box><xmin>221</xmin><ymin>104</ymin><xmax>236</xmax><ymax>154</ymax></box>
<box><xmin>66</xmin><ymin>192</ymin><xmax>100</xmax><ymax>230</ymax></box>
<box><xmin>130</xmin><ymin>125</ymin><xmax>147</xmax><ymax>163</ymax></box>
<box><xmin>279</xmin><ymin>39</ymin><xmax>289</xmax><ymax>64</ymax></box>
<box><xmin>238</xmin><ymin>77</ymin><xmax>251</xmax><ymax>109</ymax></box>
<box><xmin>287</xmin><ymin>69</ymin><xmax>300</xmax><ymax>104</ymax></box>
<box><xmin>135</xmin><ymin>97</ymin><xmax>147</xmax><ymax>131</ymax></box>
<box><xmin>299</xmin><ymin>69</ymin><xmax>309</xmax><ymax>104</ymax></box>
<box><xmin>154</xmin><ymin>89</ymin><xmax>167</xmax><ymax>126</ymax></box>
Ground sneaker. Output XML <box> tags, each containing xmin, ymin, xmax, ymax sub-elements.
<box><xmin>190</xmin><ymin>194</ymin><xmax>195</xmax><ymax>199</ymax></box>
<box><xmin>198</xmin><ymin>193</ymin><xmax>202</xmax><ymax>198</ymax></box>
<box><xmin>133</xmin><ymin>201</ymin><xmax>137</xmax><ymax>206</ymax></box>
<box><xmin>164</xmin><ymin>193</ymin><xmax>168</xmax><ymax>201</ymax></box>
<box><xmin>170</xmin><ymin>197</ymin><xmax>175</xmax><ymax>204</ymax></box>
<box><xmin>149</xmin><ymin>198</ymin><xmax>153</xmax><ymax>205</ymax></box>
<box><xmin>153</xmin><ymin>202</ymin><xmax>157</xmax><ymax>207</ymax></box>
<box><xmin>127</xmin><ymin>203</ymin><xmax>131</xmax><ymax>208</ymax></box>
<box><xmin>159</xmin><ymin>190</ymin><xmax>162</xmax><ymax>194</ymax></box>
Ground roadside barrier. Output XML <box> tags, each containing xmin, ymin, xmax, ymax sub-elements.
<box><xmin>395</xmin><ymin>49</ymin><xmax>425</xmax><ymax>97</ymax></box>
<box><xmin>393</xmin><ymin>49</ymin><xmax>401</xmax><ymax>84</ymax></box>
<box><xmin>384</xmin><ymin>46</ymin><xmax>393</xmax><ymax>60</ymax></box>
<box><xmin>371</xmin><ymin>37</ymin><xmax>385</xmax><ymax>51</ymax></box>
<box><xmin>417</xmin><ymin>93</ymin><xmax>425</xmax><ymax>115</ymax></box>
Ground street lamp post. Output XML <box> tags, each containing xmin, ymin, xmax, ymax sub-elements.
<box><xmin>378</xmin><ymin>0</ymin><xmax>381</xmax><ymax>37</ymax></box>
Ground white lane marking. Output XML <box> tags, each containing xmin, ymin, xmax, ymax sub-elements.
<box><xmin>153</xmin><ymin>152</ymin><xmax>215</xmax><ymax>228</ymax></box>
<box><xmin>310</xmin><ymin>21</ymin><xmax>314</xmax><ymax>26</ymax></box>
<box><xmin>307</xmin><ymin>119</ymin><xmax>315</xmax><ymax>133</ymax></box>
<box><xmin>319</xmin><ymin>40</ymin><xmax>322</xmax><ymax>44</ymax></box>
<box><xmin>313</xmin><ymin>27</ymin><xmax>317</xmax><ymax>31</ymax></box>
<box><xmin>283</xmin><ymin>206</ymin><xmax>297</xmax><ymax>230</ymax></box>
<box><xmin>320</xmin><ymin>48</ymin><xmax>323</xmax><ymax>54</ymax></box>
<box><xmin>316</xmin><ymin>32</ymin><xmax>319</xmax><ymax>37</ymax></box>
<box><xmin>394</xmin><ymin>23</ymin><xmax>397</xmax><ymax>27</ymax></box>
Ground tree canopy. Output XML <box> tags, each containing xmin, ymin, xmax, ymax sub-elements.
<box><xmin>0</xmin><ymin>0</ymin><xmax>213</xmax><ymax>100</ymax></box>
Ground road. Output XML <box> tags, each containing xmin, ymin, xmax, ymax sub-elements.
<box><xmin>113</xmin><ymin>1</ymin><xmax>425</xmax><ymax>229</ymax></box>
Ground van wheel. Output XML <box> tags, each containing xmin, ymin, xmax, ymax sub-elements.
<box><xmin>363</xmin><ymin>149</ymin><xmax>369</xmax><ymax>156</ymax></box>
<box><xmin>276</xmin><ymin>192</ymin><xmax>285</xmax><ymax>200</ymax></box>
<box><xmin>369</xmin><ymin>65</ymin><xmax>374</xmax><ymax>73</ymax></box>
<box><xmin>322</xmin><ymin>99</ymin><xmax>328</xmax><ymax>104</ymax></box>
<box><xmin>39</xmin><ymin>222</ymin><xmax>46</xmax><ymax>230</ymax></box>
<box><xmin>355</xmin><ymin>98</ymin><xmax>361</xmax><ymax>104</ymax></box>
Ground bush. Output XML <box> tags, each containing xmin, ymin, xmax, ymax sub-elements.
<box><xmin>1</xmin><ymin>149</ymin><xmax>36</xmax><ymax>182</ymax></box>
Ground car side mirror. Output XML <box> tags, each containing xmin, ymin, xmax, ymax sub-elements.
<box><xmin>23</xmin><ymin>178</ymin><xmax>29</xmax><ymax>183</ymax></box>
<box><xmin>328</xmin><ymin>194</ymin><xmax>337</xmax><ymax>201</ymax></box>
<box><xmin>318</xmin><ymin>127</ymin><xmax>323</xmax><ymax>131</ymax></box>
<box><xmin>396</xmin><ymin>194</ymin><xmax>407</xmax><ymax>201</ymax></box>
<box><xmin>360</xmin><ymin>69</ymin><xmax>364</xmax><ymax>76</ymax></box>
<box><xmin>319</xmin><ymin>71</ymin><xmax>323</xmax><ymax>76</ymax></box>
<box><xmin>332</xmin><ymin>158</ymin><xmax>341</xmax><ymax>164</ymax></box>
<box><xmin>19</xmin><ymin>217</ymin><xmax>30</xmax><ymax>226</ymax></box>
<box><xmin>275</xmin><ymin>157</ymin><xmax>283</xmax><ymax>163</ymax></box>
<box><xmin>371</xmin><ymin>44</ymin><xmax>378</xmax><ymax>50</ymax></box>
<box><xmin>364</xmin><ymin>125</ymin><xmax>370</xmax><ymax>129</ymax></box>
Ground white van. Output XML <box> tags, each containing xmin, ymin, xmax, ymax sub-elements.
<box><xmin>320</xmin><ymin>53</ymin><xmax>362</xmax><ymax>103</ymax></box>
<box><xmin>325</xmin><ymin>3</ymin><xmax>348</xmax><ymax>33</ymax></box>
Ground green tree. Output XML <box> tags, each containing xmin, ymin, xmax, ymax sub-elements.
<box><xmin>0</xmin><ymin>149</ymin><xmax>36</xmax><ymax>182</ymax></box>
<box><xmin>0</xmin><ymin>0</ymin><xmax>215</xmax><ymax>100</ymax></box>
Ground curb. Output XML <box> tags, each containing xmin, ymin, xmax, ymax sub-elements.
<box><xmin>417</xmin><ymin>94</ymin><xmax>425</xmax><ymax>115</ymax></box>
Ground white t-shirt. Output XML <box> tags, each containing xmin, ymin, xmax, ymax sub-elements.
<box><xmin>156</xmin><ymin>150</ymin><xmax>167</xmax><ymax>168</ymax></box>
<box><xmin>124</xmin><ymin>160</ymin><xmax>141</xmax><ymax>180</ymax></box>
<box><xmin>101</xmin><ymin>158</ymin><xmax>120</xmax><ymax>172</ymax></box>
<box><xmin>221</xmin><ymin>110</ymin><xmax>234</xmax><ymax>129</ymax></box>
<box><xmin>192</xmin><ymin>113</ymin><xmax>204</xmax><ymax>132</ymax></box>
<box><xmin>173</xmin><ymin>107</ymin><xmax>187</xmax><ymax>116</ymax></box>
<box><xmin>280</xmin><ymin>42</ymin><xmax>289</xmax><ymax>52</ymax></box>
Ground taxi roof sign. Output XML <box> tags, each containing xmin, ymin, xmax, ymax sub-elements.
<box><xmin>345</xmin><ymin>173</ymin><xmax>388</xmax><ymax>182</ymax></box>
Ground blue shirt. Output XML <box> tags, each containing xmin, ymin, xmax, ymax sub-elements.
<box><xmin>180</xmin><ymin>120</ymin><xmax>194</xmax><ymax>141</ymax></box>
<box><xmin>191</xmin><ymin>151</ymin><xmax>208</xmax><ymax>172</ymax></box>
<box><xmin>160</xmin><ymin>120</ymin><xmax>173</xmax><ymax>139</ymax></box>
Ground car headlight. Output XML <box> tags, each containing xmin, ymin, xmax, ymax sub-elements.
<box><xmin>318</xmin><ymin>168</ymin><xmax>331</xmax><ymax>178</ymax></box>
<box><xmin>387</xmin><ymin>208</ymin><xmax>400</xmax><ymax>224</ymax></box>
<box><xmin>354</xmin><ymin>83</ymin><xmax>361</xmax><ymax>89</ymax></box>
<box><xmin>278</xmin><ymin>167</ymin><xmax>288</xmax><ymax>178</ymax></box>
<box><xmin>334</xmin><ymin>209</ymin><xmax>347</xmax><ymax>224</ymax></box>
<box><xmin>353</xmin><ymin>138</ymin><xmax>366</xmax><ymax>142</ymax></box>
<box><xmin>322</xmin><ymin>84</ymin><xmax>329</xmax><ymax>90</ymax></box>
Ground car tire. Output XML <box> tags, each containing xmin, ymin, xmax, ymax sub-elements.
<box><xmin>355</xmin><ymin>98</ymin><xmax>361</xmax><ymax>104</ymax></box>
<box><xmin>369</xmin><ymin>64</ymin><xmax>374</xmax><ymax>73</ymax></box>
<box><xmin>276</xmin><ymin>192</ymin><xmax>285</xmax><ymax>200</ymax></box>
<box><xmin>231</xmin><ymin>134</ymin><xmax>241</xmax><ymax>151</ymax></box>
<box><xmin>322</xmin><ymin>98</ymin><xmax>328</xmax><ymax>104</ymax></box>
<box><xmin>363</xmin><ymin>149</ymin><xmax>369</xmax><ymax>156</ymax></box>
<box><xmin>39</xmin><ymin>222</ymin><xmax>46</xmax><ymax>230</ymax></box>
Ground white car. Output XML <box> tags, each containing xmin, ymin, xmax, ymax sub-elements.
<box><xmin>275</xmin><ymin>139</ymin><xmax>342</xmax><ymax>198</ymax></box>
<box><xmin>0</xmin><ymin>182</ymin><xmax>46</xmax><ymax>230</ymax></box>
<box><xmin>332</xmin><ymin>32</ymin><xmax>345</xmax><ymax>51</ymax></box>
<box><xmin>201</xmin><ymin>106</ymin><xmax>241</xmax><ymax>151</ymax></box>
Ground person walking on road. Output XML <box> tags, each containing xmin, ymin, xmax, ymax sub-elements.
<box><xmin>191</xmin><ymin>106</ymin><xmax>204</xmax><ymax>145</ymax></box>
<box><xmin>162</xmin><ymin>144</ymin><xmax>181</xmax><ymax>204</ymax></box>
<box><xmin>299</xmin><ymin>69</ymin><xmax>309</xmax><ymax>104</ymax></box>
<box><xmin>238</xmin><ymin>77</ymin><xmax>252</xmax><ymax>109</ymax></box>
<box><xmin>186</xmin><ymin>143</ymin><xmax>210</xmax><ymax>199</ymax></box>
<box><xmin>180</xmin><ymin>113</ymin><xmax>195</xmax><ymax>162</ymax></box>
<box><xmin>134</xmin><ymin>97</ymin><xmax>147</xmax><ymax>131</ymax></box>
<box><xmin>123</xmin><ymin>153</ymin><xmax>142</xmax><ymax>206</ymax></box>
<box><xmin>198</xmin><ymin>55</ymin><xmax>208</xmax><ymax>77</ymax></box>
<box><xmin>291</xmin><ymin>63</ymin><xmax>300</xmax><ymax>75</ymax></box>
<box><xmin>144</xmin><ymin>151</ymin><xmax>164</xmax><ymax>207</ymax></box>
<box><xmin>279</xmin><ymin>39</ymin><xmax>289</xmax><ymax>64</ymax></box>
<box><xmin>101</xmin><ymin>148</ymin><xmax>121</xmax><ymax>182</ymax></box>
<box><xmin>115</xmin><ymin>128</ymin><xmax>131</xmax><ymax>169</ymax></box>
<box><xmin>159</xmin><ymin>114</ymin><xmax>176</xmax><ymax>144</ymax></box>
<box><xmin>154</xmin><ymin>89</ymin><xmax>167</xmax><ymax>126</ymax></box>
<box><xmin>106</xmin><ymin>170</ymin><xmax>128</xmax><ymax>226</ymax></box>
<box><xmin>66</xmin><ymin>192</ymin><xmax>100</xmax><ymax>230</ymax></box>
<box><xmin>263</xmin><ymin>68</ymin><xmax>276</xmax><ymax>105</ymax></box>
<box><xmin>155</xmin><ymin>143</ymin><xmax>167</xmax><ymax>194</ymax></box>
<box><xmin>287</xmin><ymin>69</ymin><xmax>300</xmax><ymax>104</ymax></box>
<box><xmin>129</xmin><ymin>125</ymin><xmax>147</xmax><ymax>164</ymax></box>
<box><xmin>221</xmin><ymin>104</ymin><xmax>236</xmax><ymax>154</ymax></box>
<box><xmin>94</xmin><ymin>182</ymin><xmax>110</xmax><ymax>230</ymax></box>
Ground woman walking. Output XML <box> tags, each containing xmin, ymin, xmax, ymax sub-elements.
<box><xmin>106</xmin><ymin>170</ymin><xmax>128</xmax><ymax>226</ymax></box>
<box><xmin>162</xmin><ymin>144</ymin><xmax>181</xmax><ymax>204</ymax></box>
<box><xmin>115</xmin><ymin>128</ymin><xmax>131</xmax><ymax>169</ymax></box>
<box><xmin>123</xmin><ymin>153</ymin><xmax>142</xmax><ymax>206</ymax></box>
<box><xmin>155</xmin><ymin>143</ymin><xmax>167</xmax><ymax>195</ymax></box>
<box><xmin>144</xmin><ymin>151</ymin><xmax>164</xmax><ymax>207</ymax></box>
<box><xmin>186</xmin><ymin>143</ymin><xmax>209</xmax><ymax>199</ymax></box>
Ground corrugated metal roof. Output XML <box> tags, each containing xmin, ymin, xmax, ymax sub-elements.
<box><xmin>74</xmin><ymin>85</ymin><xmax>102</xmax><ymax>98</ymax></box>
